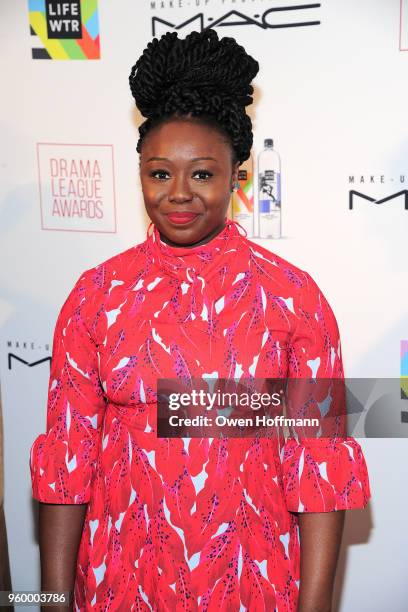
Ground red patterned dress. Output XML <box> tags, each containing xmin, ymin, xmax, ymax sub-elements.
<box><xmin>30</xmin><ymin>218</ymin><xmax>371</xmax><ymax>611</ymax></box>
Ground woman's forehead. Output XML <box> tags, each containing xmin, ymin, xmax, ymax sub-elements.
<box><xmin>140</xmin><ymin>120</ymin><xmax>231</xmax><ymax>161</ymax></box>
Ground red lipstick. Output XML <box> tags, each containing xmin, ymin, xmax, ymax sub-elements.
<box><xmin>166</xmin><ymin>212</ymin><xmax>200</xmax><ymax>225</ymax></box>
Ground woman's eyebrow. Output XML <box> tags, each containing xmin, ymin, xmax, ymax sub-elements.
<box><xmin>146</xmin><ymin>156</ymin><xmax>218</xmax><ymax>162</ymax></box>
<box><xmin>191</xmin><ymin>157</ymin><xmax>218</xmax><ymax>162</ymax></box>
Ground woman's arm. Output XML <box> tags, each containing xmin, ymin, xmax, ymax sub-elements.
<box><xmin>39</xmin><ymin>502</ymin><xmax>87</xmax><ymax>610</ymax></box>
<box><xmin>297</xmin><ymin>510</ymin><xmax>345</xmax><ymax>612</ymax></box>
<box><xmin>30</xmin><ymin>274</ymin><xmax>108</xmax><ymax>607</ymax></box>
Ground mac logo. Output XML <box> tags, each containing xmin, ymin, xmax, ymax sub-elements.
<box><xmin>349</xmin><ymin>190</ymin><xmax>408</xmax><ymax>210</ymax></box>
<box><xmin>151</xmin><ymin>6</ymin><xmax>321</xmax><ymax>36</ymax></box>
<box><xmin>8</xmin><ymin>353</ymin><xmax>51</xmax><ymax>371</ymax></box>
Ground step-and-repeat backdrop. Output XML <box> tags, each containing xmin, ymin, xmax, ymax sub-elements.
<box><xmin>1</xmin><ymin>1</ymin><xmax>407</xmax><ymax>610</ymax></box>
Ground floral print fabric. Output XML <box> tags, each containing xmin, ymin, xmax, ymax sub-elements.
<box><xmin>30</xmin><ymin>218</ymin><xmax>371</xmax><ymax>611</ymax></box>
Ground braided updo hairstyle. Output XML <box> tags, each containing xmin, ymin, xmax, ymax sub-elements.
<box><xmin>129</xmin><ymin>29</ymin><xmax>259</xmax><ymax>165</ymax></box>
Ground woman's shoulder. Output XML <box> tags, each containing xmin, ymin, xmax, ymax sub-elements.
<box><xmin>243</xmin><ymin>238</ymin><xmax>340</xmax><ymax>341</ymax></box>
<box><xmin>65</xmin><ymin>239</ymin><xmax>149</xmax><ymax>309</ymax></box>
<box><xmin>244</xmin><ymin>236</ymin><xmax>318</xmax><ymax>297</ymax></box>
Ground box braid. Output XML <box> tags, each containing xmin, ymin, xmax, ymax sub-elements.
<box><xmin>129</xmin><ymin>29</ymin><xmax>259</xmax><ymax>164</ymax></box>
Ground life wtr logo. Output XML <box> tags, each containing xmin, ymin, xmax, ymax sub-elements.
<box><xmin>28</xmin><ymin>0</ymin><xmax>100</xmax><ymax>59</ymax></box>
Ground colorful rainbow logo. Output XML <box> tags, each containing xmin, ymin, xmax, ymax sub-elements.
<box><xmin>29</xmin><ymin>0</ymin><xmax>100</xmax><ymax>60</ymax></box>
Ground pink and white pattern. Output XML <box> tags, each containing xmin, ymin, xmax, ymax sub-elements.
<box><xmin>30</xmin><ymin>218</ymin><xmax>371</xmax><ymax>611</ymax></box>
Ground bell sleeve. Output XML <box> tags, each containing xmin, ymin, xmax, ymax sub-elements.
<box><xmin>281</xmin><ymin>271</ymin><xmax>371</xmax><ymax>512</ymax></box>
<box><xmin>29</xmin><ymin>271</ymin><xmax>106</xmax><ymax>504</ymax></box>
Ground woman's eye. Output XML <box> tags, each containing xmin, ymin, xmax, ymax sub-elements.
<box><xmin>150</xmin><ymin>169</ymin><xmax>170</xmax><ymax>180</ymax></box>
<box><xmin>193</xmin><ymin>169</ymin><xmax>213</xmax><ymax>180</ymax></box>
<box><xmin>149</xmin><ymin>169</ymin><xmax>213</xmax><ymax>181</ymax></box>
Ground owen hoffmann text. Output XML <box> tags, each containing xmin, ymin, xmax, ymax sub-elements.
<box><xmin>168</xmin><ymin>414</ymin><xmax>320</xmax><ymax>428</ymax></box>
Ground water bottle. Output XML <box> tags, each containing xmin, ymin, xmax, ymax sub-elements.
<box><xmin>258</xmin><ymin>139</ymin><xmax>281</xmax><ymax>239</ymax></box>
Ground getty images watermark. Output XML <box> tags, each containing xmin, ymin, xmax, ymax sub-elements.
<box><xmin>166</xmin><ymin>388</ymin><xmax>319</xmax><ymax>430</ymax></box>
<box><xmin>157</xmin><ymin>377</ymin><xmax>341</xmax><ymax>439</ymax></box>
<box><xmin>157</xmin><ymin>377</ymin><xmax>408</xmax><ymax>439</ymax></box>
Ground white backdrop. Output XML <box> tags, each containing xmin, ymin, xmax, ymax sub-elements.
<box><xmin>0</xmin><ymin>1</ymin><xmax>407</xmax><ymax>610</ymax></box>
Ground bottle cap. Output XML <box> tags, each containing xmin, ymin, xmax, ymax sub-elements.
<box><xmin>264</xmin><ymin>139</ymin><xmax>273</xmax><ymax>148</ymax></box>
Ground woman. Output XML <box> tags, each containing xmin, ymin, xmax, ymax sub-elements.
<box><xmin>30</xmin><ymin>30</ymin><xmax>371</xmax><ymax>611</ymax></box>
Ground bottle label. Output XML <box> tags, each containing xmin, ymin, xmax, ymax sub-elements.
<box><xmin>259</xmin><ymin>170</ymin><xmax>281</xmax><ymax>212</ymax></box>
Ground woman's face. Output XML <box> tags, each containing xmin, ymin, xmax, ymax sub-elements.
<box><xmin>139</xmin><ymin>119</ymin><xmax>240</xmax><ymax>247</ymax></box>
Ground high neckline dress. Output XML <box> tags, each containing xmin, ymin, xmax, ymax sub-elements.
<box><xmin>30</xmin><ymin>218</ymin><xmax>371</xmax><ymax>611</ymax></box>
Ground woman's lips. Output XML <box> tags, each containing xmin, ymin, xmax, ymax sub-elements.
<box><xmin>165</xmin><ymin>212</ymin><xmax>200</xmax><ymax>225</ymax></box>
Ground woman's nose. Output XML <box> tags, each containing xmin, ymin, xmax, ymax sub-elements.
<box><xmin>168</xmin><ymin>174</ymin><xmax>193</xmax><ymax>203</ymax></box>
